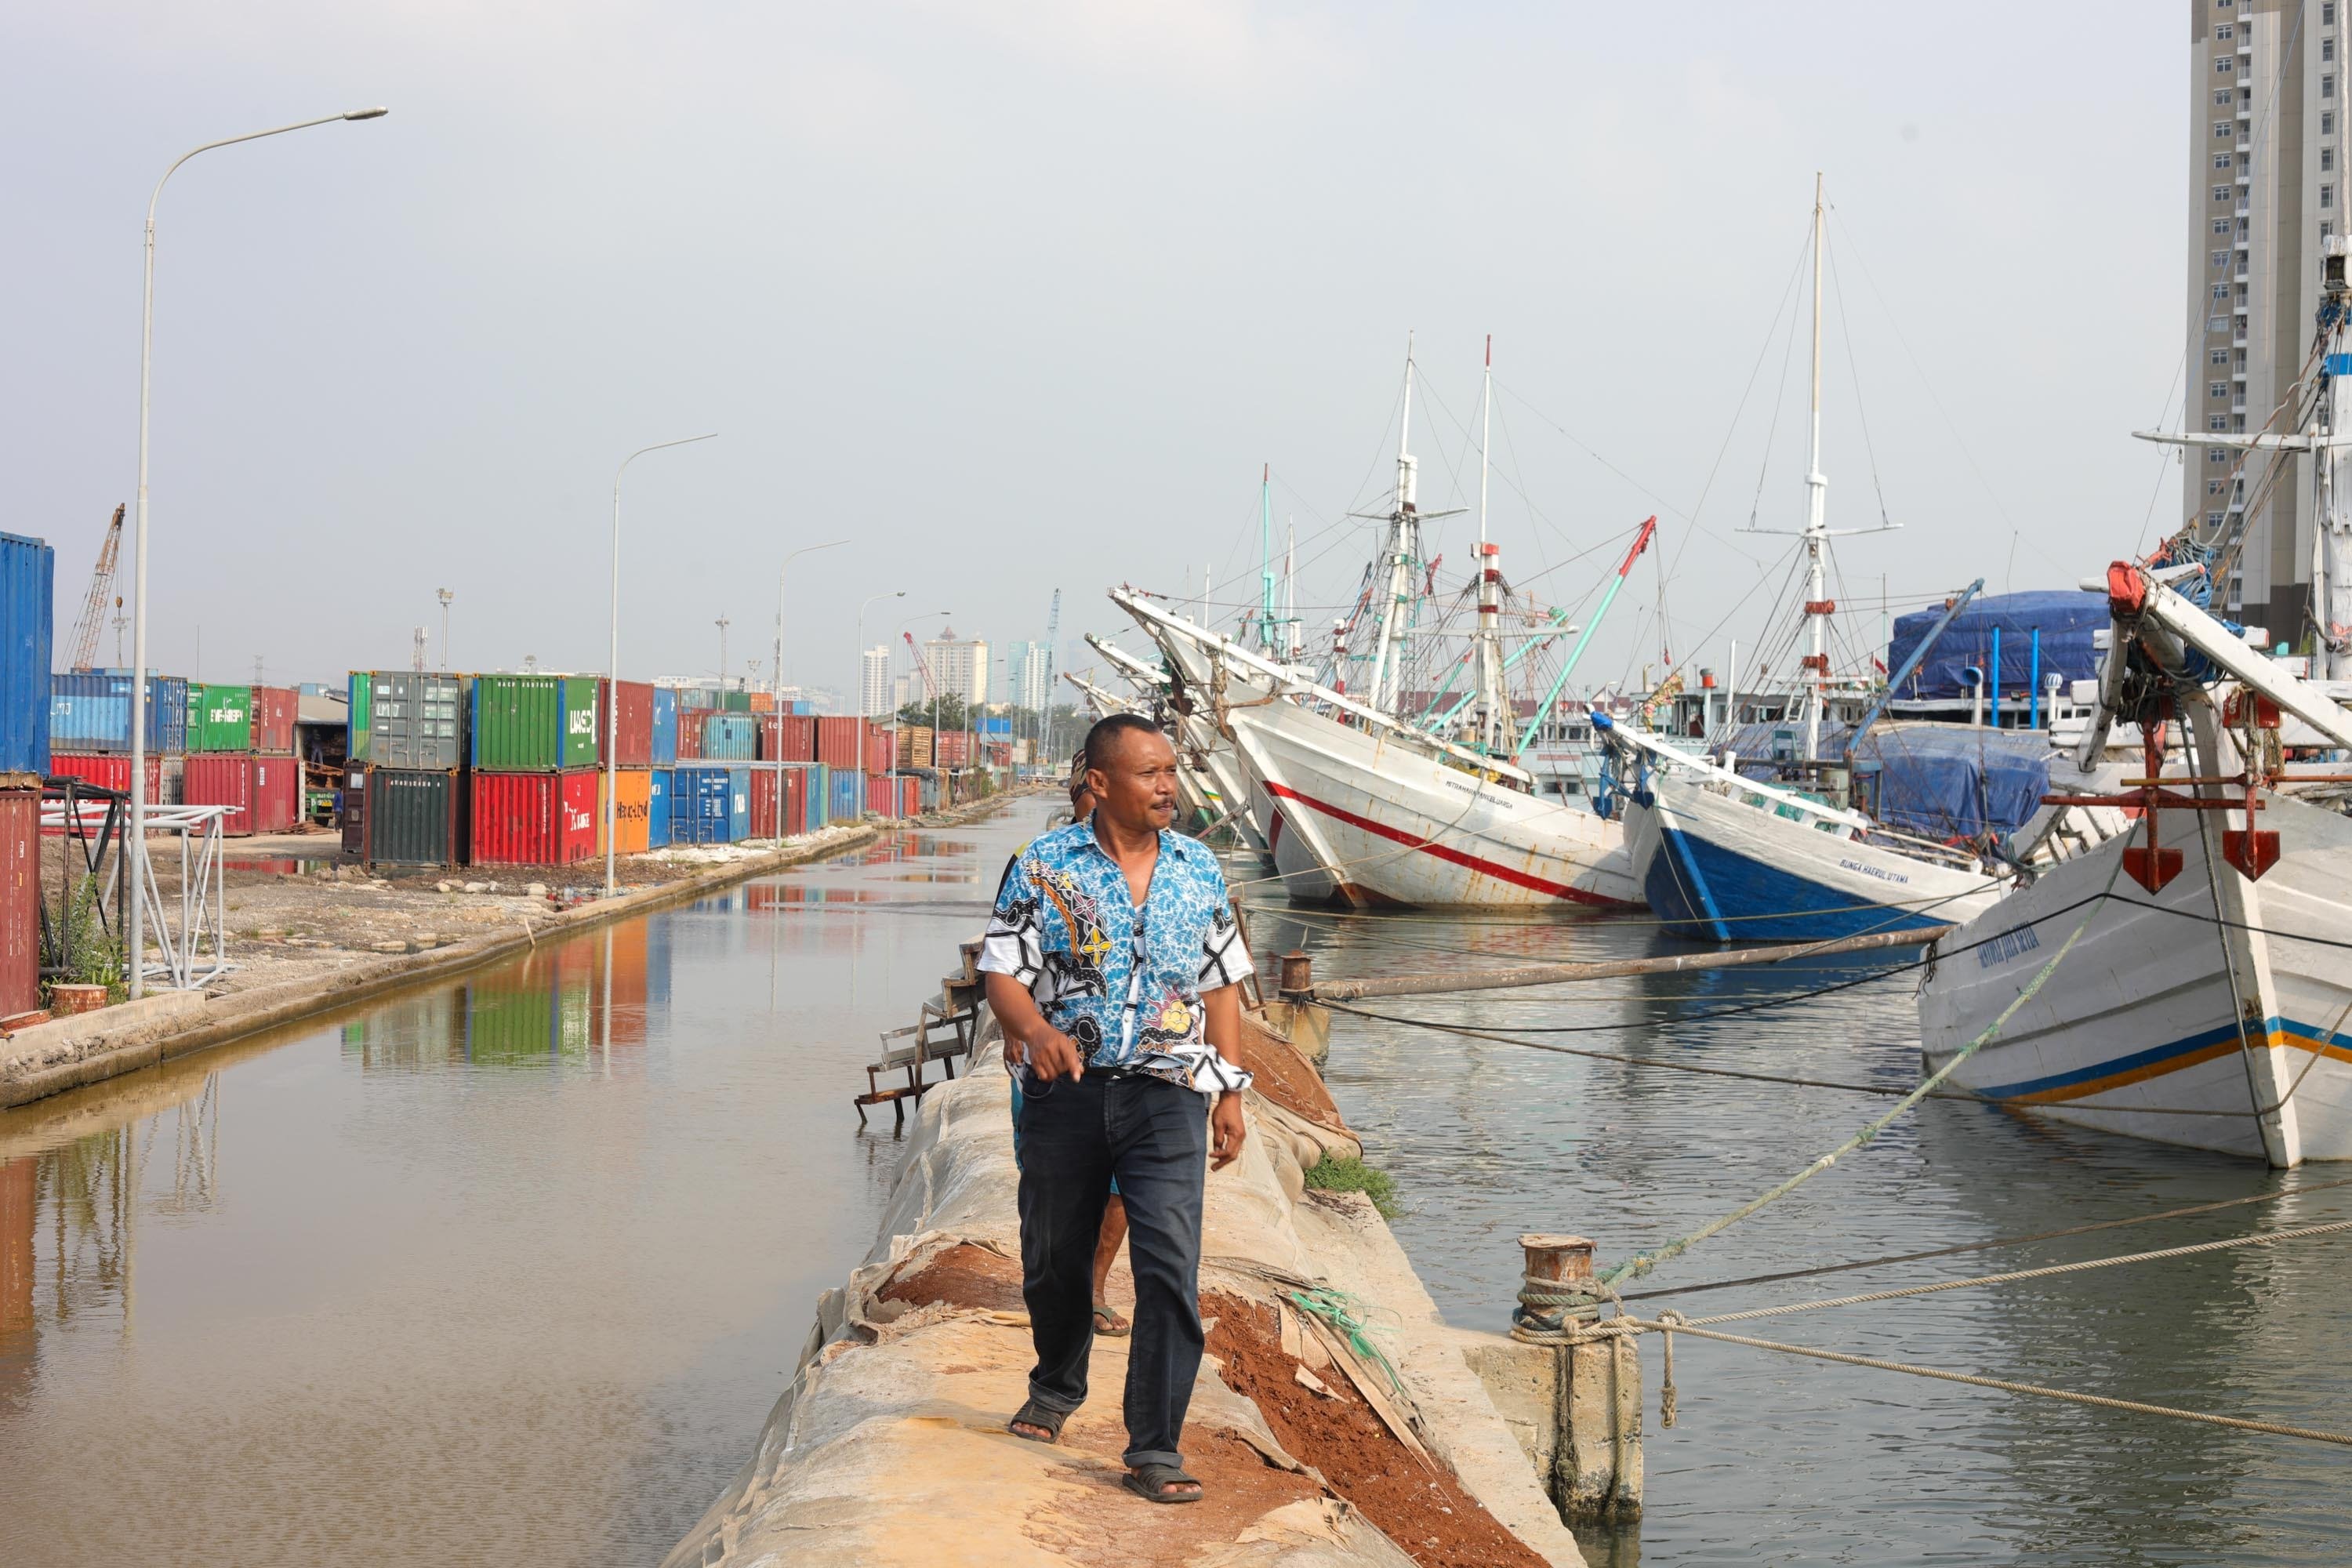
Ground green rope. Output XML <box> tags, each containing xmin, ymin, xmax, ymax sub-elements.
<box><xmin>1283</xmin><ymin>1286</ymin><xmax>1407</xmax><ymax>1398</ymax></box>
<box><xmin>1595</xmin><ymin>846</ymin><xmax>2133</xmax><ymax>1291</ymax></box>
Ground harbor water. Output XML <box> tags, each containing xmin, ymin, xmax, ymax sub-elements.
<box><xmin>2</xmin><ymin>796</ymin><xmax>2346</xmax><ymax>1565</ymax></box>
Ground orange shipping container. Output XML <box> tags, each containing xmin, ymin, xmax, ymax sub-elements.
<box><xmin>599</xmin><ymin>768</ymin><xmax>653</xmax><ymax>855</ymax></box>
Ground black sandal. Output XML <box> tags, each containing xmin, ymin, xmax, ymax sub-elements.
<box><xmin>1007</xmin><ymin>1398</ymin><xmax>1068</xmax><ymax>1444</ymax></box>
<box><xmin>1123</xmin><ymin>1462</ymin><xmax>1203</xmax><ymax>1504</ymax></box>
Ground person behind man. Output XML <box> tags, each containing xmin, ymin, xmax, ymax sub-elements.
<box><xmin>979</xmin><ymin>713</ymin><xmax>1253</xmax><ymax>1504</ymax></box>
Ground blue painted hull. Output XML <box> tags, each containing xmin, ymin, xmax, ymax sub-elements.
<box><xmin>1643</xmin><ymin>822</ymin><xmax>1962</xmax><ymax>944</ymax></box>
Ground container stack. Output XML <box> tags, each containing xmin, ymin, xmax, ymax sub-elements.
<box><xmin>2</xmin><ymin>531</ymin><xmax>53</xmax><ymax>1023</ymax></box>
<box><xmin>365</xmin><ymin>672</ymin><xmax>470</xmax><ymax>867</ymax></box>
<box><xmin>599</xmin><ymin>679</ymin><xmax>655</xmax><ymax>856</ymax></box>
<box><xmin>470</xmin><ymin>674</ymin><xmax>599</xmax><ymax>866</ymax></box>
<box><xmin>817</xmin><ymin>717</ymin><xmax>864</xmax><ymax>825</ymax></box>
<box><xmin>48</xmin><ymin>670</ymin><xmax>187</xmax><ymax>805</ymax></box>
<box><xmin>673</xmin><ymin>764</ymin><xmax>750</xmax><ymax>844</ymax></box>
<box><xmin>183</xmin><ymin>682</ymin><xmax>301</xmax><ymax>835</ymax></box>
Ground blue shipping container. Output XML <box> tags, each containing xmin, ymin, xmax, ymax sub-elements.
<box><xmin>49</xmin><ymin>671</ymin><xmax>189</xmax><ymax>754</ymax></box>
<box><xmin>829</xmin><ymin>768</ymin><xmax>864</xmax><ymax>822</ymax></box>
<box><xmin>0</xmin><ymin>532</ymin><xmax>54</xmax><ymax>776</ymax></box>
<box><xmin>674</xmin><ymin>764</ymin><xmax>750</xmax><ymax>843</ymax></box>
<box><xmin>700</xmin><ymin>712</ymin><xmax>757</xmax><ymax>760</ymax></box>
<box><xmin>646</xmin><ymin>767</ymin><xmax>673</xmax><ymax>848</ymax></box>
<box><xmin>651</xmin><ymin>687</ymin><xmax>678</xmax><ymax>765</ymax></box>
<box><xmin>805</xmin><ymin>761</ymin><xmax>829</xmax><ymax>831</ymax></box>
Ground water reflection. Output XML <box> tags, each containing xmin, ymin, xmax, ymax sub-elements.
<box><xmin>339</xmin><ymin>923</ymin><xmax>670</xmax><ymax>1069</ymax></box>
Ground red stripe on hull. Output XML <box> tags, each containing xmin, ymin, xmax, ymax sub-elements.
<box><xmin>1262</xmin><ymin>781</ymin><xmax>1629</xmax><ymax>906</ymax></box>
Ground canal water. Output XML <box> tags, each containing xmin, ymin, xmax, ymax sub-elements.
<box><xmin>3</xmin><ymin>794</ymin><xmax>2346</xmax><ymax>1565</ymax></box>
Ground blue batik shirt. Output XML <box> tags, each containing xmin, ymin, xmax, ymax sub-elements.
<box><xmin>978</xmin><ymin>818</ymin><xmax>1254</xmax><ymax>1096</ymax></box>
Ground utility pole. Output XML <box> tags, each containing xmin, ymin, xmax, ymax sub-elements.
<box><xmin>252</xmin><ymin>654</ymin><xmax>264</xmax><ymax>684</ymax></box>
<box><xmin>411</xmin><ymin>628</ymin><xmax>426</xmax><ymax>671</ymax></box>
<box><xmin>716</xmin><ymin>615</ymin><xmax>731</xmax><ymax>688</ymax></box>
<box><xmin>437</xmin><ymin>587</ymin><xmax>452</xmax><ymax>667</ymax></box>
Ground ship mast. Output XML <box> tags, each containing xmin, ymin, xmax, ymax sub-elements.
<box><xmin>1802</xmin><ymin>171</ymin><xmax>1832</xmax><ymax>761</ymax></box>
<box><xmin>1258</xmin><ymin>463</ymin><xmax>1279</xmax><ymax>657</ymax></box>
<box><xmin>2319</xmin><ymin>241</ymin><xmax>2352</xmax><ymax>680</ymax></box>
<box><xmin>1474</xmin><ymin>335</ymin><xmax>1513</xmax><ymax>753</ymax></box>
<box><xmin>1364</xmin><ymin>336</ymin><xmax>1421</xmax><ymax>716</ymax></box>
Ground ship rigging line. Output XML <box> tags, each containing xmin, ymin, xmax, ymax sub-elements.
<box><xmin>1616</xmin><ymin>1174</ymin><xmax>2352</xmax><ymax>1304</ymax></box>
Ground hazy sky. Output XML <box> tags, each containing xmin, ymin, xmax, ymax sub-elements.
<box><xmin>3</xmin><ymin>3</ymin><xmax>2184</xmax><ymax>704</ymax></box>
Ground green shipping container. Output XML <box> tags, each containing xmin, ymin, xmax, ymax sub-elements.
<box><xmin>186</xmin><ymin>683</ymin><xmax>254</xmax><ymax>752</ymax></box>
<box><xmin>348</xmin><ymin>671</ymin><xmax>373</xmax><ymax>762</ymax></box>
<box><xmin>470</xmin><ymin>674</ymin><xmax>599</xmax><ymax>771</ymax></box>
<box><xmin>720</xmin><ymin>688</ymin><xmax>751</xmax><ymax>713</ymax></box>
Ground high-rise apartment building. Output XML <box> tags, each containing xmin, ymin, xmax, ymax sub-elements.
<box><xmin>859</xmin><ymin>645</ymin><xmax>891</xmax><ymax>717</ymax></box>
<box><xmin>2183</xmin><ymin>0</ymin><xmax>2341</xmax><ymax>634</ymax></box>
<box><xmin>1005</xmin><ymin>640</ymin><xmax>1054</xmax><ymax>711</ymax></box>
<box><xmin>923</xmin><ymin>627</ymin><xmax>989</xmax><ymax>706</ymax></box>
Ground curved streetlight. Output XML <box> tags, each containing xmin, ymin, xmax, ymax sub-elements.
<box><xmin>774</xmin><ymin>539</ymin><xmax>849</xmax><ymax>702</ymax></box>
<box><xmin>607</xmin><ymin>433</ymin><xmax>717</xmax><ymax>896</ymax></box>
<box><xmin>125</xmin><ymin>106</ymin><xmax>389</xmax><ymax>998</ymax></box>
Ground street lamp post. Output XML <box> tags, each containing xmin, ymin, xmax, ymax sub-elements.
<box><xmin>775</xmin><ymin>539</ymin><xmax>849</xmax><ymax>704</ymax></box>
<box><xmin>125</xmin><ymin>106</ymin><xmax>388</xmax><ymax>999</ymax></box>
<box><xmin>607</xmin><ymin>433</ymin><xmax>717</xmax><ymax>897</ymax></box>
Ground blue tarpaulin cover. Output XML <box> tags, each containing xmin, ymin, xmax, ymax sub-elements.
<box><xmin>1886</xmin><ymin>589</ymin><xmax>2106</xmax><ymax>702</ymax></box>
<box><xmin>1716</xmin><ymin>720</ymin><xmax>2053</xmax><ymax>840</ymax></box>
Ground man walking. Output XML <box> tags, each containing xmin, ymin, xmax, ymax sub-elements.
<box><xmin>979</xmin><ymin>713</ymin><xmax>1254</xmax><ymax>1504</ymax></box>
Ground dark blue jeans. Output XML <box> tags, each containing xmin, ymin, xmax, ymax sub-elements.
<box><xmin>1015</xmin><ymin>1069</ymin><xmax>1208</xmax><ymax>1470</ymax></box>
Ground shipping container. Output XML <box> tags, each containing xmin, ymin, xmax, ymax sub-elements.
<box><xmin>748</xmin><ymin>691</ymin><xmax>775</xmax><ymax>713</ymax></box>
<box><xmin>934</xmin><ymin>730</ymin><xmax>972</xmax><ymax>768</ymax></box>
<box><xmin>700</xmin><ymin>713</ymin><xmax>756</xmax><ymax>760</ymax></box>
<box><xmin>782</xmin><ymin>764</ymin><xmax>808</xmax><ymax>837</ymax></box>
<box><xmin>864</xmin><ymin>725</ymin><xmax>894</xmax><ymax>776</ymax></box>
<box><xmin>183</xmin><ymin>753</ymin><xmax>301</xmax><ymax>836</ymax></box>
<box><xmin>185</xmin><ymin>684</ymin><xmax>253</xmax><ymax>752</ymax></box>
<box><xmin>367</xmin><ymin>767</ymin><xmax>468</xmax><ymax>867</ymax></box>
<box><xmin>673</xmin><ymin>710</ymin><xmax>704</xmax><ymax>761</ymax></box>
<box><xmin>599</xmin><ymin>679</ymin><xmax>654</xmax><ymax>768</ymax></box>
<box><xmin>470</xmin><ymin>769</ymin><xmax>598</xmax><ymax>865</ymax></box>
<box><xmin>368</xmin><ymin>672</ymin><xmax>468</xmax><ymax>770</ymax></box>
<box><xmin>815</xmin><ymin>716</ymin><xmax>862</xmax><ymax>769</ymax></box>
<box><xmin>651</xmin><ymin>687</ymin><xmax>678</xmax><ymax>766</ymax></box>
<box><xmin>646</xmin><ymin>767</ymin><xmax>673</xmax><ymax>848</ymax></box>
<box><xmin>760</xmin><ymin>713</ymin><xmax>817</xmax><ymax>762</ymax></box>
<box><xmin>673</xmin><ymin>765</ymin><xmax>750</xmax><ymax>843</ymax></box>
<box><xmin>829</xmin><ymin>768</ymin><xmax>865</xmax><ymax>822</ymax></box>
<box><xmin>599</xmin><ymin>767</ymin><xmax>652</xmax><ymax>855</ymax></box>
<box><xmin>902</xmin><ymin>774</ymin><xmax>922</xmax><ymax>819</ymax></box>
<box><xmin>805</xmin><ymin>761</ymin><xmax>830</xmax><ymax>831</ymax></box>
<box><xmin>347</xmin><ymin>671</ymin><xmax>373</xmax><ymax>762</ymax></box>
<box><xmin>48</xmin><ymin>672</ymin><xmax>187</xmax><ymax>755</ymax></box>
<box><xmin>250</xmin><ymin>685</ymin><xmax>298</xmax><ymax>754</ymax></box>
<box><xmin>720</xmin><ymin>688</ymin><xmax>751</xmax><ymax>713</ymax></box>
<box><xmin>341</xmin><ymin>762</ymin><xmax>367</xmax><ymax>856</ymax></box>
<box><xmin>748</xmin><ymin>766</ymin><xmax>776</xmax><ymax>839</ymax></box>
<box><xmin>0</xmin><ymin>775</ymin><xmax>36</xmax><ymax>1018</ymax></box>
<box><xmin>471</xmin><ymin>674</ymin><xmax>598</xmax><ymax>771</ymax></box>
<box><xmin>0</xmin><ymin>536</ymin><xmax>52</xmax><ymax>779</ymax></box>
<box><xmin>47</xmin><ymin>752</ymin><xmax>162</xmax><ymax>803</ymax></box>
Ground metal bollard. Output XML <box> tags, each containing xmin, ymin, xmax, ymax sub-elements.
<box><xmin>1264</xmin><ymin>951</ymin><xmax>1332</xmax><ymax>1067</ymax></box>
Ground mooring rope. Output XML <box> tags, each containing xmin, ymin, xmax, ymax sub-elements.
<box><xmin>1617</xmin><ymin>1174</ymin><xmax>2352</xmax><ymax>1302</ymax></box>
<box><xmin>1605</xmin><ymin>1316</ymin><xmax>2352</xmax><ymax>1447</ymax></box>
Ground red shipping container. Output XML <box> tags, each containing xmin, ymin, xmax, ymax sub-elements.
<box><xmin>783</xmin><ymin>765</ymin><xmax>808</xmax><ymax>836</ymax></box>
<box><xmin>183</xmin><ymin>753</ymin><xmax>301</xmax><ymax>837</ymax></box>
<box><xmin>748</xmin><ymin>691</ymin><xmax>775</xmax><ymax>713</ymax></box>
<box><xmin>760</xmin><ymin>714</ymin><xmax>817</xmax><ymax>762</ymax></box>
<box><xmin>1</xmin><ymin>781</ymin><xmax>38</xmax><ymax>1019</ymax></box>
<box><xmin>250</xmin><ymin>685</ymin><xmax>299</xmax><ymax>755</ymax></box>
<box><xmin>934</xmin><ymin>731</ymin><xmax>971</xmax><ymax>768</ymax></box>
<box><xmin>470</xmin><ymin>770</ymin><xmax>599</xmax><ymax>866</ymax></box>
<box><xmin>864</xmin><ymin>726</ymin><xmax>893</xmax><ymax>776</ymax></box>
<box><xmin>902</xmin><ymin>775</ymin><xmax>921</xmax><ymax>818</ymax></box>
<box><xmin>750</xmin><ymin>768</ymin><xmax>779</xmax><ymax>839</ymax></box>
<box><xmin>816</xmin><ymin>716</ymin><xmax>862</xmax><ymax>768</ymax></box>
<box><xmin>599</xmin><ymin>679</ymin><xmax>655</xmax><ymax>768</ymax></box>
<box><xmin>48</xmin><ymin>753</ymin><xmax>163</xmax><ymax>803</ymax></box>
<box><xmin>675</xmin><ymin>710</ymin><xmax>707</xmax><ymax>761</ymax></box>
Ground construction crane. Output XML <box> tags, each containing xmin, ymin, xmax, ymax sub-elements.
<box><xmin>67</xmin><ymin>504</ymin><xmax>126</xmax><ymax>672</ymax></box>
